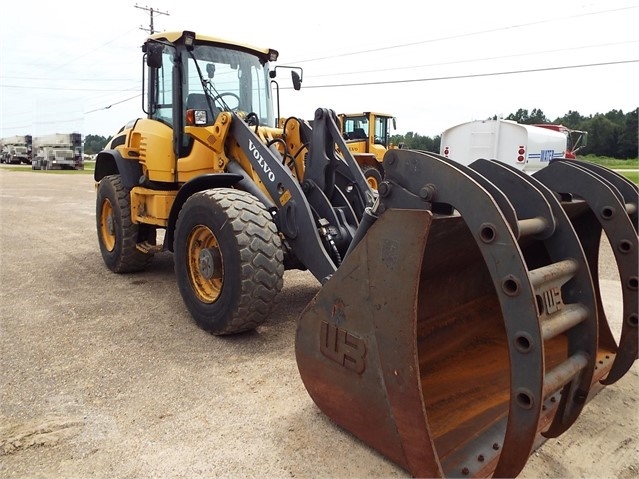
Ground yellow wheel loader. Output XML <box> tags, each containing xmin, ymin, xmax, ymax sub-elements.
<box><xmin>338</xmin><ymin>112</ymin><xmax>397</xmax><ymax>189</ymax></box>
<box><xmin>94</xmin><ymin>30</ymin><xmax>637</xmax><ymax>478</ymax></box>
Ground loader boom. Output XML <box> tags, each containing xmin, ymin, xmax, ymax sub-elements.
<box><xmin>227</xmin><ymin>108</ymin><xmax>374</xmax><ymax>282</ymax></box>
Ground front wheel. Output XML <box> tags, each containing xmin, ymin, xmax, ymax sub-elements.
<box><xmin>362</xmin><ymin>165</ymin><xmax>383</xmax><ymax>190</ymax></box>
<box><xmin>174</xmin><ymin>188</ymin><xmax>284</xmax><ymax>335</ymax></box>
<box><xmin>96</xmin><ymin>174</ymin><xmax>154</xmax><ymax>273</ymax></box>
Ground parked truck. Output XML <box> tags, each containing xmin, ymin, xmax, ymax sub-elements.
<box><xmin>439</xmin><ymin>119</ymin><xmax>585</xmax><ymax>173</ymax></box>
<box><xmin>32</xmin><ymin>133</ymin><xmax>84</xmax><ymax>170</ymax></box>
<box><xmin>0</xmin><ymin>135</ymin><xmax>33</xmax><ymax>164</ymax></box>
<box><xmin>533</xmin><ymin>123</ymin><xmax>588</xmax><ymax>159</ymax></box>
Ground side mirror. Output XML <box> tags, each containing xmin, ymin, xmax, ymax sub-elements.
<box><xmin>146</xmin><ymin>42</ymin><xmax>163</xmax><ymax>69</ymax></box>
<box><xmin>292</xmin><ymin>71</ymin><xmax>302</xmax><ymax>91</ymax></box>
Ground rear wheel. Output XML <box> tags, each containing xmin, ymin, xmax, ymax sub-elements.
<box><xmin>362</xmin><ymin>165</ymin><xmax>383</xmax><ymax>190</ymax></box>
<box><xmin>174</xmin><ymin>188</ymin><xmax>284</xmax><ymax>335</ymax></box>
<box><xmin>96</xmin><ymin>174</ymin><xmax>154</xmax><ymax>273</ymax></box>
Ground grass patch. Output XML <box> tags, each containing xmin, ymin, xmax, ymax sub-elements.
<box><xmin>579</xmin><ymin>155</ymin><xmax>638</xmax><ymax>184</ymax></box>
<box><xmin>35</xmin><ymin>169</ymin><xmax>93</xmax><ymax>175</ymax></box>
<box><xmin>580</xmin><ymin>155</ymin><xmax>639</xmax><ymax>169</ymax></box>
<box><xmin>2</xmin><ymin>162</ymin><xmax>94</xmax><ymax>174</ymax></box>
<box><xmin>620</xmin><ymin>170</ymin><xmax>639</xmax><ymax>184</ymax></box>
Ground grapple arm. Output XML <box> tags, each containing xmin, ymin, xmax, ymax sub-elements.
<box><xmin>304</xmin><ymin>108</ymin><xmax>376</xmax><ymax>211</ymax></box>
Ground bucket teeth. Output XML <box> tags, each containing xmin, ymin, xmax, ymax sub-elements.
<box><xmin>296</xmin><ymin>151</ymin><xmax>637</xmax><ymax>478</ymax></box>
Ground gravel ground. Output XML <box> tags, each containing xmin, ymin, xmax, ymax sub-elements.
<box><xmin>0</xmin><ymin>168</ymin><xmax>636</xmax><ymax>478</ymax></box>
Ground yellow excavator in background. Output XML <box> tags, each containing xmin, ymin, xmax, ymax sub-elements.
<box><xmin>93</xmin><ymin>30</ymin><xmax>638</xmax><ymax>479</ymax></box>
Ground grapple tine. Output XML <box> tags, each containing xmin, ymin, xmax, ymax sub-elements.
<box><xmin>533</xmin><ymin>160</ymin><xmax>639</xmax><ymax>385</ymax></box>
<box><xmin>558</xmin><ymin>159</ymin><xmax>638</xmax><ymax>231</ymax></box>
<box><xmin>420</xmin><ymin>151</ymin><xmax>521</xmax><ymax>235</ymax></box>
<box><xmin>469</xmin><ymin>158</ymin><xmax>599</xmax><ymax>440</ymax></box>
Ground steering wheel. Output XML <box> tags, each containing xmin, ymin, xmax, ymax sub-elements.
<box><xmin>212</xmin><ymin>92</ymin><xmax>241</xmax><ymax>111</ymax></box>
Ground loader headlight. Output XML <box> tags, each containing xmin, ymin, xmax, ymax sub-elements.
<box><xmin>183</xmin><ymin>31</ymin><xmax>196</xmax><ymax>51</ymax></box>
<box><xmin>186</xmin><ymin>109</ymin><xmax>208</xmax><ymax>126</ymax></box>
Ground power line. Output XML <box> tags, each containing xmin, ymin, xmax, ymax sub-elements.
<box><xmin>85</xmin><ymin>95</ymin><xmax>142</xmax><ymax>114</ymax></box>
<box><xmin>0</xmin><ymin>84</ymin><xmax>139</xmax><ymax>92</ymax></box>
<box><xmin>285</xmin><ymin>59</ymin><xmax>639</xmax><ymax>89</ymax></box>
<box><xmin>3</xmin><ymin>43</ymin><xmax>636</xmax><ymax>95</ymax></box>
<box><xmin>3</xmin><ymin>40</ymin><xmax>635</xmax><ymax>85</ymax></box>
<box><xmin>291</xmin><ymin>5</ymin><xmax>639</xmax><ymax>64</ymax></box>
<box><xmin>79</xmin><ymin>58</ymin><xmax>637</xmax><ymax>115</ymax></box>
<box><xmin>308</xmin><ymin>40</ymin><xmax>639</xmax><ymax>80</ymax></box>
<box><xmin>0</xmin><ymin>76</ymin><xmax>137</xmax><ymax>82</ymax></box>
<box><xmin>2</xmin><ymin>58</ymin><xmax>636</xmax><ymax>121</ymax></box>
<box><xmin>30</xmin><ymin>27</ymin><xmax>140</xmax><ymax>75</ymax></box>
<box><xmin>135</xmin><ymin>4</ymin><xmax>169</xmax><ymax>35</ymax></box>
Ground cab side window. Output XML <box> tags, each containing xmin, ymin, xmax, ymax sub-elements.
<box><xmin>150</xmin><ymin>48</ymin><xmax>174</xmax><ymax>126</ymax></box>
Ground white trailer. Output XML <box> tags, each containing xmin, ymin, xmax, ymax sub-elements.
<box><xmin>439</xmin><ymin>119</ymin><xmax>568</xmax><ymax>174</ymax></box>
<box><xmin>32</xmin><ymin>133</ymin><xmax>83</xmax><ymax>170</ymax></box>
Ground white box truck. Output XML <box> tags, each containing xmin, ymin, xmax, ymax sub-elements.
<box><xmin>32</xmin><ymin>133</ymin><xmax>83</xmax><ymax>170</ymax></box>
<box><xmin>439</xmin><ymin>119</ymin><xmax>581</xmax><ymax>174</ymax></box>
<box><xmin>1</xmin><ymin>135</ymin><xmax>33</xmax><ymax>164</ymax></box>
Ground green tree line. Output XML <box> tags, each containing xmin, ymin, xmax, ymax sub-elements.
<box><xmin>390</xmin><ymin>108</ymin><xmax>638</xmax><ymax>160</ymax></box>
<box><xmin>84</xmin><ymin>135</ymin><xmax>110</xmax><ymax>155</ymax></box>
<box><xmin>85</xmin><ymin>108</ymin><xmax>638</xmax><ymax>159</ymax></box>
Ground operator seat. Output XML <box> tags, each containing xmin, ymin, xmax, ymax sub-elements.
<box><xmin>350</xmin><ymin>128</ymin><xmax>368</xmax><ymax>140</ymax></box>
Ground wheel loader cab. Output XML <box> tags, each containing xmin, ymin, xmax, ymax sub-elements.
<box><xmin>142</xmin><ymin>31</ymin><xmax>278</xmax><ymax>182</ymax></box>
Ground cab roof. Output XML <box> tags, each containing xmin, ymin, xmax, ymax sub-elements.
<box><xmin>340</xmin><ymin>112</ymin><xmax>396</xmax><ymax>118</ymax></box>
<box><xmin>148</xmin><ymin>31</ymin><xmax>277</xmax><ymax>60</ymax></box>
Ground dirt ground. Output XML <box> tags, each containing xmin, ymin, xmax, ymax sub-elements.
<box><xmin>0</xmin><ymin>168</ymin><xmax>637</xmax><ymax>478</ymax></box>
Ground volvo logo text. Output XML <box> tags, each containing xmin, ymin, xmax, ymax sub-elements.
<box><xmin>249</xmin><ymin>139</ymin><xmax>276</xmax><ymax>182</ymax></box>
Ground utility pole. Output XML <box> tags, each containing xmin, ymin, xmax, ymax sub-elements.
<box><xmin>134</xmin><ymin>4</ymin><xmax>169</xmax><ymax>34</ymax></box>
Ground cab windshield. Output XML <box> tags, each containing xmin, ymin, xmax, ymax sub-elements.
<box><xmin>186</xmin><ymin>44</ymin><xmax>275</xmax><ymax>126</ymax></box>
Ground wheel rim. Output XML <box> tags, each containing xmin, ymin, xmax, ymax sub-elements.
<box><xmin>187</xmin><ymin>225</ymin><xmax>223</xmax><ymax>303</ymax></box>
<box><xmin>366</xmin><ymin>175</ymin><xmax>379</xmax><ymax>190</ymax></box>
<box><xmin>99</xmin><ymin>198</ymin><xmax>116</xmax><ymax>252</ymax></box>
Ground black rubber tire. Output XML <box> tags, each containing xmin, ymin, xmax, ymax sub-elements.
<box><xmin>361</xmin><ymin>165</ymin><xmax>383</xmax><ymax>190</ymax></box>
<box><xmin>96</xmin><ymin>174</ymin><xmax>154</xmax><ymax>273</ymax></box>
<box><xmin>174</xmin><ymin>188</ymin><xmax>284</xmax><ymax>335</ymax></box>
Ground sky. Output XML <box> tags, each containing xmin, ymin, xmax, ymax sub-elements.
<box><xmin>1</xmin><ymin>0</ymin><xmax>637</xmax><ymax>140</ymax></box>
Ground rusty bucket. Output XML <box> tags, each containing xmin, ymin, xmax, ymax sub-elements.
<box><xmin>295</xmin><ymin>151</ymin><xmax>637</xmax><ymax>478</ymax></box>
